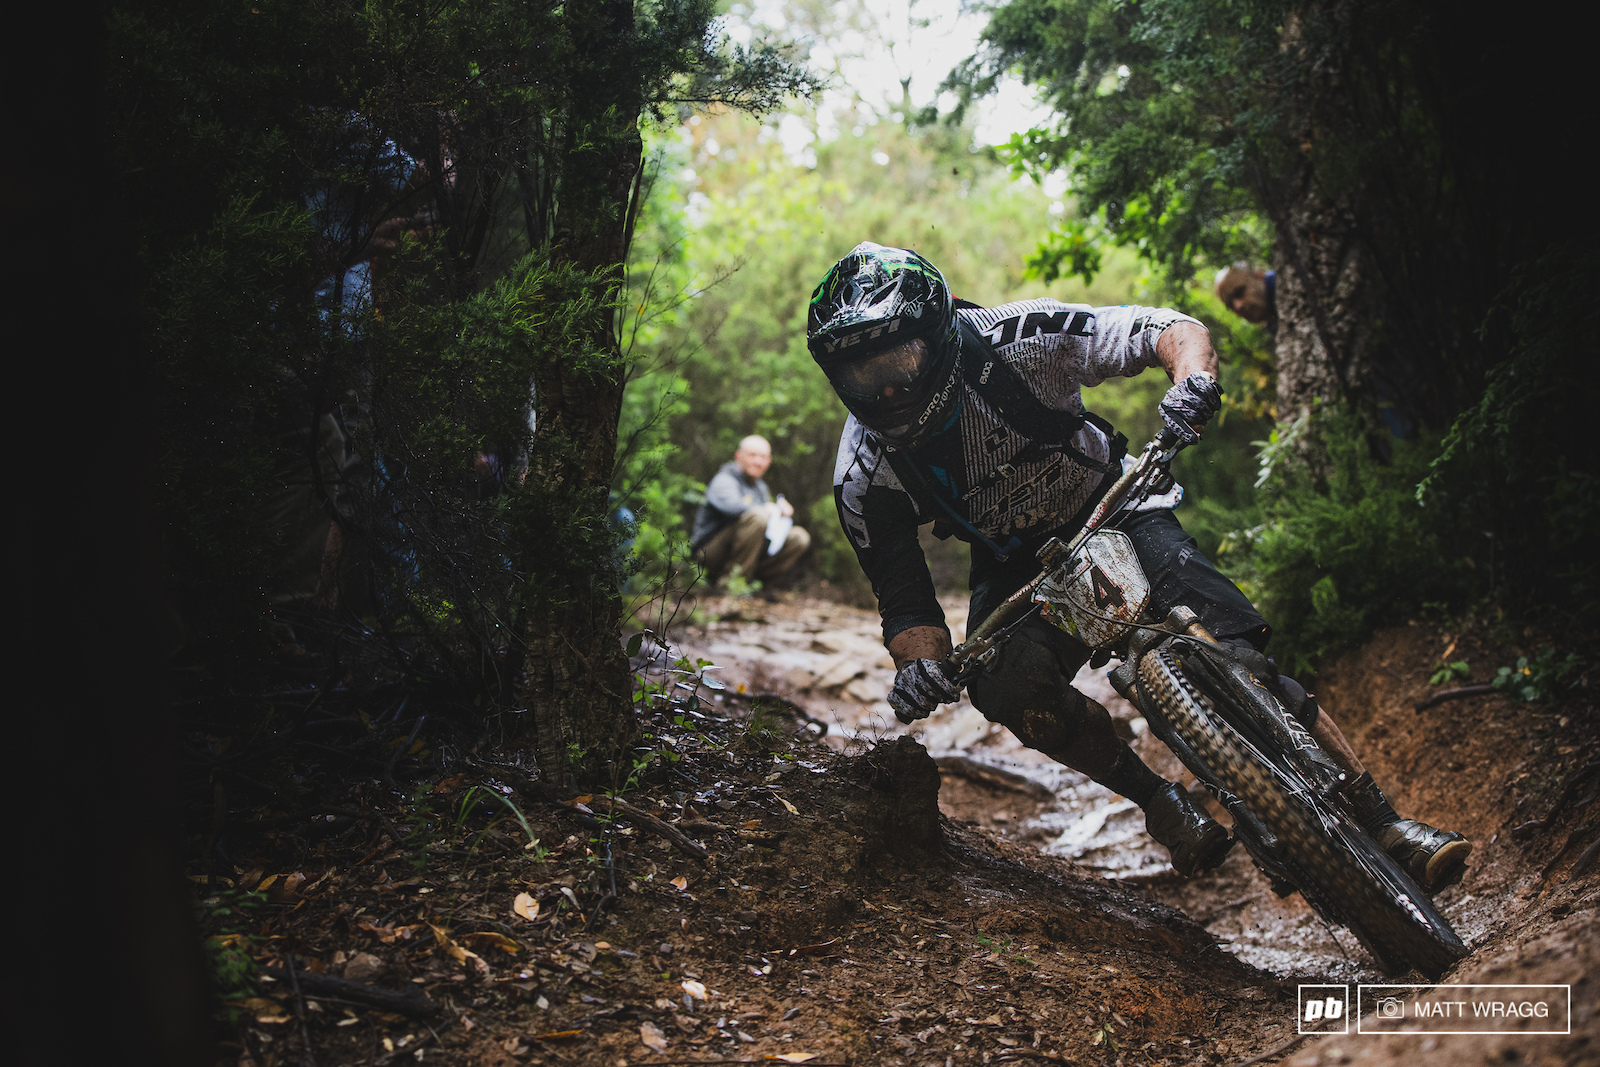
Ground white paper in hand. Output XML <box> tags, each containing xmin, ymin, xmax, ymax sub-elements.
<box><xmin>765</xmin><ymin>496</ymin><xmax>793</xmax><ymax>556</ymax></box>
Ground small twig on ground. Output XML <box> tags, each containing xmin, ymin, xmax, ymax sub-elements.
<box><xmin>1414</xmin><ymin>684</ymin><xmax>1496</xmax><ymax>712</ymax></box>
<box><xmin>1226</xmin><ymin>1028</ymin><xmax>1317</xmax><ymax>1066</ymax></box>
<box><xmin>374</xmin><ymin>810</ymin><xmax>412</xmax><ymax>846</ymax></box>
<box><xmin>260</xmin><ymin>967</ymin><xmax>441</xmax><ymax>1018</ymax></box>
<box><xmin>1573</xmin><ymin>835</ymin><xmax>1600</xmax><ymax>876</ymax></box>
<box><xmin>373</xmin><ymin>1019</ymin><xmax>449</xmax><ymax>1066</ymax></box>
<box><xmin>473</xmin><ymin>757</ymin><xmax>711</xmax><ymax>863</ymax></box>
<box><xmin>283</xmin><ymin>953</ymin><xmax>318</xmax><ymax>1067</ymax></box>
<box><xmin>384</xmin><ymin>714</ymin><xmax>427</xmax><ymax>787</ymax></box>
<box><xmin>1541</xmin><ymin>818</ymin><xmax>1598</xmax><ymax>881</ymax></box>
<box><xmin>588</xmin><ymin>794</ymin><xmax>712</xmax><ymax>866</ymax></box>
<box><xmin>1514</xmin><ymin>757</ymin><xmax>1600</xmax><ymax>836</ymax></box>
<box><xmin>936</xmin><ymin>755</ymin><xmax>1057</xmax><ymax>801</ymax></box>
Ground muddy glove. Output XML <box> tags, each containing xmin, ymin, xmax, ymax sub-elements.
<box><xmin>888</xmin><ymin>659</ymin><xmax>962</xmax><ymax>724</ymax></box>
<box><xmin>1158</xmin><ymin>372</ymin><xmax>1223</xmax><ymax>444</ymax></box>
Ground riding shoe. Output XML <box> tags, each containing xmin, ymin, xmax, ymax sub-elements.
<box><xmin>1144</xmin><ymin>781</ymin><xmax>1235</xmax><ymax>877</ymax></box>
<box><xmin>1344</xmin><ymin>771</ymin><xmax>1472</xmax><ymax>893</ymax></box>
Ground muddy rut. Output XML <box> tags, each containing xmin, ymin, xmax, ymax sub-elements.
<box><xmin>205</xmin><ymin>591</ymin><xmax>1595</xmax><ymax>1067</ymax></box>
<box><xmin>666</xmin><ymin>589</ymin><xmax>1599</xmax><ymax>1065</ymax></box>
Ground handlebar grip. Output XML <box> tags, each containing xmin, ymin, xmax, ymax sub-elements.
<box><xmin>1155</xmin><ymin>425</ymin><xmax>1182</xmax><ymax>449</ymax></box>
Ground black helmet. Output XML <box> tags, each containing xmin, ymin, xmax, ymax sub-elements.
<box><xmin>807</xmin><ymin>242</ymin><xmax>961</xmax><ymax>443</ymax></box>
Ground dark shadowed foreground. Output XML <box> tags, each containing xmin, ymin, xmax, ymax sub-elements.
<box><xmin>192</xmin><ymin>595</ymin><xmax>1595</xmax><ymax>1066</ymax></box>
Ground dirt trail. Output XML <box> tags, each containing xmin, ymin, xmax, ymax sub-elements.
<box><xmin>670</xmin><ymin>591</ymin><xmax>1599</xmax><ymax>1065</ymax></box>
<box><xmin>198</xmin><ymin>593</ymin><xmax>1595</xmax><ymax>1067</ymax></box>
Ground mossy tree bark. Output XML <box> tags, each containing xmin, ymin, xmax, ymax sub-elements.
<box><xmin>517</xmin><ymin>0</ymin><xmax>646</xmax><ymax>786</ymax></box>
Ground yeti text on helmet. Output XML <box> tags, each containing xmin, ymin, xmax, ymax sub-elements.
<box><xmin>806</xmin><ymin>242</ymin><xmax>962</xmax><ymax>443</ymax></box>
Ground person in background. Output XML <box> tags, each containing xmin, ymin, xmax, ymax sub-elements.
<box><xmin>1213</xmin><ymin>262</ymin><xmax>1276</xmax><ymax>332</ymax></box>
<box><xmin>691</xmin><ymin>435</ymin><xmax>810</xmax><ymax>588</ymax></box>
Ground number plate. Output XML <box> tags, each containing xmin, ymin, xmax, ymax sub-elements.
<box><xmin>1033</xmin><ymin>530</ymin><xmax>1151</xmax><ymax>647</ymax></box>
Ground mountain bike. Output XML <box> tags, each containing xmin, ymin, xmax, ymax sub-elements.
<box><xmin>943</xmin><ymin>428</ymin><xmax>1468</xmax><ymax>978</ymax></box>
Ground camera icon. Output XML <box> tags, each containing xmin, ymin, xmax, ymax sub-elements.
<box><xmin>1375</xmin><ymin>996</ymin><xmax>1406</xmax><ymax>1020</ymax></box>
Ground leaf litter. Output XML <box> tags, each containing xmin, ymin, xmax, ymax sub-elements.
<box><xmin>185</xmin><ymin>596</ymin><xmax>1599</xmax><ymax>1067</ymax></box>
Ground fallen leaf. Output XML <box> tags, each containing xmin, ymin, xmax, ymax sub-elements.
<box><xmin>681</xmin><ymin>979</ymin><xmax>707</xmax><ymax>1000</ymax></box>
<box><xmin>256</xmin><ymin>874</ymin><xmax>282</xmax><ymax>892</ymax></box>
<box><xmin>778</xmin><ymin>796</ymin><xmax>799</xmax><ymax>815</ymax></box>
<box><xmin>794</xmin><ymin>939</ymin><xmax>838</xmax><ymax>957</ymax></box>
<box><xmin>185</xmin><ymin>873</ymin><xmax>235</xmax><ymax>888</ymax></box>
<box><xmin>671</xmin><ymin>876</ymin><xmax>689</xmax><ymax>891</ymax></box>
<box><xmin>460</xmin><ymin>931</ymin><xmax>521</xmax><ymax>955</ymax></box>
<box><xmin>640</xmin><ymin>1021</ymin><xmax>669</xmax><ymax>1053</ymax></box>
<box><xmin>513</xmin><ymin>892</ymin><xmax>540</xmax><ymax>921</ymax></box>
<box><xmin>766</xmin><ymin>1055</ymin><xmax>819</xmax><ymax>1064</ymax></box>
<box><xmin>425</xmin><ymin>921</ymin><xmax>487</xmax><ymax>971</ymax></box>
<box><xmin>237</xmin><ymin>997</ymin><xmax>284</xmax><ymax>1016</ymax></box>
<box><xmin>593</xmin><ymin>941</ymin><xmax>611</xmax><ymax>950</ymax></box>
<box><xmin>741</xmin><ymin>820</ymin><xmax>762</xmax><ymax>830</ymax></box>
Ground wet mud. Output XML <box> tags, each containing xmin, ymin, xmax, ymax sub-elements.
<box><xmin>202</xmin><ymin>592</ymin><xmax>1595</xmax><ymax>1067</ymax></box>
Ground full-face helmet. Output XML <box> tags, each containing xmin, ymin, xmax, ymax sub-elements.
<box><xmin>807</xmin><ymin>242</ymin><xmax>961</xmax><ymax>444</ymax></box>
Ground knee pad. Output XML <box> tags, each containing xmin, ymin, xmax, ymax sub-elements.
<box><xmin>967</xmin><ymin>629</ymin><xmax>1090</xmax><ymax>754</ymax></box>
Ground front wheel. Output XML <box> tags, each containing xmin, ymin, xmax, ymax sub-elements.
<box><xmin>1139</xmin><ymin>647</ymin><xmax>1467</xmax><ymax>978</ymax></box>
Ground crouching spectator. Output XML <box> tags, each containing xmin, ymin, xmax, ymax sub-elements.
<box><xmin>691</xmin><ymin>435</ymin><xmax>810</xmax><ymax>587</ymax></box>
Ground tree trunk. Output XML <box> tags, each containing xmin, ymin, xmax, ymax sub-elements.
<box><xmin>1270</xmin><ymin>179</ymin><xmax>1373</xmax><ymax>422</ymax></box>
<box><xmin>516</xmin><ymin>0</ymin><xmax>645</xmax><ymax>788</ymax></box>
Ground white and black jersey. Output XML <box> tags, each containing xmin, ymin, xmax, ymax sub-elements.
<box><xmin>832</xmin><ymin>299</ymin><xmax>1200</xmax><ymax>643</ymax></box>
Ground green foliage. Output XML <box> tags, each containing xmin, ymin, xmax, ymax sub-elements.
<box><xmin>620</xmin><ymin>100</ymin><xmax>1190</xmax><ymax>587</ymax></box>
<box><xmin>196</xmin><ymin>890</ymin><xmax>268</xmax><ymax>1021</ymax></box>
<box><xmin>1417</xmin><ymin>245</ymin><xmax>1600</xmax><ymax>619</ymax></box>
<box><xmin>944</xmin><ymin>0</ymin><xmax>1596</xmax><ymax>658</ymax></box>
<box><xmin>112</xmin><ymin>0</ymin><xmax>815</xmax><ymax>721</ymax></box>
<box><xmin>1216</xmin><ymin>414</ymin><xmax>1476</xmax><ymax>674</ymax></box>
<box><xmin>949</xmin><ymin>0</ymin><xmax>1283</xmax><ymax>288</ymax></box>
<box><xmin>1429</xmin><ymin>661</ymin><xmax>1470</xmax><ymax>687</ymax></box>
<box><xmin>1493</xmin><ymin>650</ymin><xmax>1580</xmax><ymax>704</ymax></box>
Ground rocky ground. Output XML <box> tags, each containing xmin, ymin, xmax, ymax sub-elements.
<box><xmin>194</xmin><ymin>592</ymin><xmax>1597</xmax><ymax>1067</ymax></box>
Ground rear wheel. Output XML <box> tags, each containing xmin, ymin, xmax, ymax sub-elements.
<box><xmin>1139</xmin><ymin>647</ymin><xmax>1467</xmax><ymax>977</ymax></box>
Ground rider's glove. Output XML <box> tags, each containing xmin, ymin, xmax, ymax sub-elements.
<box><xmin>1159</xmin><ymin>372</ymin><xmax>1223</xmax><ymax>444</ymax></box>
<box><xmin>888</xmin><ymin>659</ymin><xmax>962</xmax><ymax>725</ymax></box>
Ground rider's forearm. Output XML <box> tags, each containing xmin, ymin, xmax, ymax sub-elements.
<box><xmin>1156</xmin><ymin>322</ymin><xmax>1219</xmax><ymax>383</ymax></box>
<box><xmin>888</xmin><ymin>626</ymin><xmax>952</xmax><ymax>669</ymax></box>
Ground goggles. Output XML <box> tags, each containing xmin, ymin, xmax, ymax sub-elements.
<box><xmin>824</xmin><ymin>337</ymin><xmax>935</xmax><ymax>418</ymax></box>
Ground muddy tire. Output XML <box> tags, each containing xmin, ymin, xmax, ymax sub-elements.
<box><xmin>1140</xmin><ymin>647</ymin><xmax>1467</xmax><ymax>978</ymax></box>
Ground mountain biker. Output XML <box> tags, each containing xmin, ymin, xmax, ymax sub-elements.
<box><xmin>806</xmin><ymin>242</ymin><xmax>1471</xmax><ymax>891</ymax></box>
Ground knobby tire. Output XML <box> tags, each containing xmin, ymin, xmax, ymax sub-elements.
<box><xmin>1139</xmin><ymin>647</ymin><xmax>1467</xmax><ymax>978</ymax></box>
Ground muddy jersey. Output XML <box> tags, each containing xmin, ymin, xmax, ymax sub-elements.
<box><xmin>832</xmin><ymin>299</ymin><xmax>1200</xmax><ymax>643</ymax></box>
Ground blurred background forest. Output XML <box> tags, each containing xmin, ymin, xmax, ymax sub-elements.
<box><xmin>615</xmin><ymin>0</ymin><xmax>1596</xmax><ymax>676</ymax></box>
<box><xmin>97</xmin><ymin>0</ymin><xmax>1595</xmax><ymax>724</ymax></box>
